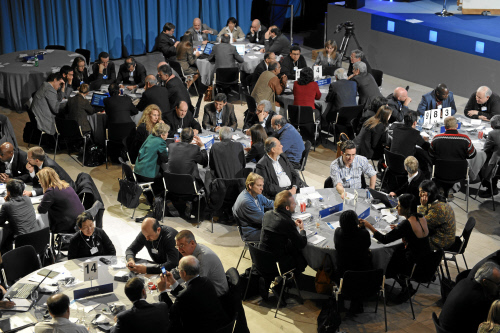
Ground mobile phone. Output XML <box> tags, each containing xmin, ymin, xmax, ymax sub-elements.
<box><xmin>100</xmin><ymin>257</ymin><xmax>111</xmax><ymax>265</ymax></box>
<box><xmin>161</xmin><ymin>266</ymin><xmax>166</xmax><ymax>275</ymax></box>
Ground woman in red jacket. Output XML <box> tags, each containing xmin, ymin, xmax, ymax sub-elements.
<box><xmin>293</xmin><ymin>67</ymin><xmax>321</xmax><ymax>120</ymax></box>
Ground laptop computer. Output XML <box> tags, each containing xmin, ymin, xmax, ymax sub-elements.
<box><xmin>235</xmin><ymin>44</ymin><xmax>246</xmax><ymax>56</ymax></box>
<box><xmin>90</xmin><ymin>92</ymin><xmax>108</xmax><ymax>111</ymax></box>
<box><xmin>368</xmin><ymin>189</ymin><xmax>398</xmax><ymax>208</ymax></box>
<box><xmin>198</xmin><ymin>43</ymin><xmax>214</xmax><ymax>59</ymax></box>
<box><xmin>5</xmin><ymin>269</ymin><xmax>53</xmax><ymax>300</ymax></box>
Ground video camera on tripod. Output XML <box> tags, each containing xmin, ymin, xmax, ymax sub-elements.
<box><xmin>334</xmin><ymin>21</ymin><xmax>363</xmax><ymax>61</ymax></box>
<box><xmin>334</xmin><ymin>21</ymin><xmax>355</xmax><ymax>34</ymax></box>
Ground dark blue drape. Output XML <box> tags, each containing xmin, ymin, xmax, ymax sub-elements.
<box><xmin>0</xmin><ymin>0</ymin><xmax>252</xmax><ymax>61</ymax></box>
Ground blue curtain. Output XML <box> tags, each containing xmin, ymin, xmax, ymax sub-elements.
<box><xmin>0</xmin><ymin>0</ymin><xmax>252</xmax><ymax>61</ymax></box>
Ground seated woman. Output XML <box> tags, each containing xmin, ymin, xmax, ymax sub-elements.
<box><xmin>71</xmin><ymin>56</ymin><xmax>90</xmax><ymax>90</ymax></box>
<box><xmin>175</xmin><ymin>38</ymin><xmax>200</xmax><ymax>90</ymax></box>
<box><xmin>217</xmin><ymin>17</ymin><xmax>245</xmax><ymax>42</ymax></box>
<box><xmin>313</xmin><ymin>40</ymin><xmax>342</xmax><ymax>69</ymax></box>
<box><xmin>37</xmin><ymin>167</ymin><xmax>85</xmax><ymax>234</ymax></box>
<box><xmin>245</xmin><ymin>124</ymin><xmax>267</xmax><ymax>163</ymax></box>
<box><xmin>354</xmin><ymin>105</ymin><xmax>392</xmax><ymax>160</ymax></box>
<box><xmin>134</xmin><ymin>123</ymin><xmax>170</xmax><ymax>204</ymax></box>
<box><xmin>293</xmin><ymin>67</ymin><xmax>321</xmax><ymax>120</ymax></box>
<box><xmin>479</xmin><ymin>300</ymin><xmax>500</xmax><ymax>333</ymax></box>
<box><xmin>134</xmin><ymin>104</ymin><xmax>164</xmax><ymax>161</ymax></box>
<box><xmin>389</xmin><ymin>156</ymin><xmax>426</xmax><ymax>212</ymax></box>
<box><xmin>417</xmin><ymin>180</ymin><xmax>456</xmax><ymax>250</ymax></box>
<box><xmin>65</xmin><ymin>83</ymin><xmax>95</xmax><ymax>135</ymax></box>
<box><xmin>361</xmin><ymin>193</ymin><xmax>431</xmax><ymax>297</ymax></box>
<box><xmin>357</xmin><ymin>96</ymin><xmax>388</xmax><ymax>134</ymax></box>
<box><xmin>68</xmin><ymin>211</ymin><xmax>116</xmax><ymax>260</ymax></box>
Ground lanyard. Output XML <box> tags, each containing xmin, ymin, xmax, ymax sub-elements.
<box><xmin>151</xmin><ymin>234</ymin><xmax>162</xmax><ymax>252</ymax></box>
<box><xmin>80</xmin><ymin>231</ymin><xmax>96</xmax><ymax>249</ymax></box>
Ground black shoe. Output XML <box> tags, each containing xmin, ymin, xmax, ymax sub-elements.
<box><xmin>258</xmin><ymin>277</ymin><xmax>269</xmax><ymax>301</ymax></box>
<box><xmin>479</xmin><ymin>188</ymin><xmax>499</xmax><ymax>198</ymax></box>
<box><xmin>166</xmin><ymin>200</ymin><xmax>179</xmax><ymax>217</ymax></box>
<box><xmin>135</xmin><ymin>215</ymin><xmax>147</xmax><ymax>223</ymax></box>
<box><xmin>185</xmin><ymin>201</ymin><xmax>193</xmax><ymax>219</ymax></box>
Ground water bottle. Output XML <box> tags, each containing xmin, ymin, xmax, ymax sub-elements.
<box><xmin>34</xmin><ymin>55</ymin><xmax>39</xmax><ymax>67</ymax></box>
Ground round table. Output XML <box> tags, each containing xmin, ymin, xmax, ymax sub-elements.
<box><xmin>0</xmin><ymin>50</ymin><xmax>80</xmax><ymax>111</ymax></box>
<box><xmin>300</xmin><ymin>188</ymin><xmax>402</xmax><ymax>272</ymax></box>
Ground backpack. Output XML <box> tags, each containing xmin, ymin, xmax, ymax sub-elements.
<box><xmin>317</xmin><ymin>296</ymin><xmax>341</xmax><ymax>333</ymax></box>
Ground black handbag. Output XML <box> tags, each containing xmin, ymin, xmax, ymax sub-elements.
<box><xmin>317</xmin><ymin>296</ymin><xmax>341</xmax><ymax>333</ymax></box>
<box><xmin>117</xmin><ymin>179</ymin><xmax>142</xmax><ymax>208</ymax></box>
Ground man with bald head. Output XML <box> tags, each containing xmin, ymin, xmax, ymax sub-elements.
<box><xmin>157</xmin><ymin>64</ymin><xmax>193</xmax><ymax>117</ymax></box>
<box><xmin>185</xmin><ymin>18</ymin><xmax>218</xmax><ymax>44</ymax></box>
<box><xmin>417</xmin><ymin>83</ymin><xmax>457</xmax><ymax>116</ymax></box>
<box><xmin>125</xmin><ymin>217</ymin><xmax>179</xmax><ymax>274</ymax></box>
<box><xmin>136</xmin><ymin>75</ymin><xmax>170</xmax><ymax>117</ymax></box>
<box><xmin>164</xmin><ymin>101</ymin><xmax>201</xmax><ymax>137</ymax></box>
<box><xmin>246</xmin><ymin>19</ymin><xmax>267</xmax><ymax>44</ymax></box>
<box><xmin>0</xmin><ymin>142</ymin><xmax>28</xmax><ymax>182</ymax></box>
<box><xmin>34</xmin><ymin>293</ymin><xmax>88</xmax><ymax>333</ymax></box>
<box><xmin>464</xmin><ymin>86</ymin><xmax>500</xmax><ymax>121</ymax></box>
<box><xmin>386</xmin><ymin>87</ymin><xmax>412</xmax><ymax>122</ymax></box>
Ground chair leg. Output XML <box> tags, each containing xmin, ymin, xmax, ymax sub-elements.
<box><xmin>105</xmin><ymin>140</ymin><xmax>108</xmax><ymax>169</ymax></box>
<box><xmin>383</xmin><ymin>291</ymin><xmax>388</xmax><ymax>332</ymax></box>
<box><xmin>389</xmin><ymin>279</ymin><xmax>396</xmax><ymax>295</ymax></box>
<box><xmin>463</xmin><ymin>254</ymin><xmax>469</xmax><ymax>270</ymax></box>
<box><xmin>236</xmin><ymin>243</ymin><xmax>247</xmax><ymax>270</ymax></box>
<box><xmin>466</xmin><ymin>178</ymin><xmax>469</xmax><ymax>213</ymax></box>
<box><xmin>38</xmin><ymin>132</ymin><xmax>44</xmax><ymax>147</ymax></box>
<box><xmin>275</xmin><ymin>276</ymin><xmax>288</xmax><ymax>318</ymax></box>
<box><xmin>407</xmin><ymin>280</ymin><xmax>415</xmax><ymax>320</ymax></box>
<box><xmin>300</xmin><ymin>170</ymin><xmax>306</xmax><ymax>183</ymax></box>
<box><xmin>53</xmin><ymin>134</ymin><xmax>59</xmax><ymax>160</ymax></box>
<box><xmin>131</xmin><ymin>207</ymin><xmax>136</xmax><ymax>219</ymax></box>
<box><xmin>292</xmin><ymin>275</ymin><xmax>304</xmax><ymax>304</ymax></box>
<box><xmin>211</xmin><ymin>217</ymin><xmax>214</xmax><ymax>233</ymax></box>
<box><xmin>198</xmin><ymin>194</ymin><xmax>202</xmax><ymax>229</ymax></box>
<box><xmin>374</xmin><ymin>292</ymin><xmax>379</xmax><ymax>313</ymax></box>
<box><xmin>82</xmin><ymin>137</ymin><xmax>87</xmax><ymax>167</ymax></box>
<box><xmin>379</xmin><ymin>170</ymin><xmax>387</xmax><ymax>191</ymax></box>
<box><xmin>243</xmin><ymin>265</ymin><xmax>253</xmax><ymax>301</ymax></box>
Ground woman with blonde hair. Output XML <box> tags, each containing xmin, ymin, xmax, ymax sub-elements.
<box><xmin>314</xmin><ymin>40</ymin><xmax>342</xmax><ymax>68</ymax></box>
<box><xmin>478</xmin><ymin>300</ymin><xmax>500</xmax><ymax>332</ymax></box>
<box><xmin>175</xmin><ymin>39</ymin><xmax>200</xmax><ymax>89</ymax></box>
<box><xmin>353</xmin><ymin>105</ymin><xmax>392</xmax><ymax>160</ymax></box>
<box><xmin>134</xmin><ymin>104</ymin><xmax>164</xmax><ymax>159</ymax></box>
<box><xmin>37</xmin><ymin>167</ymin><xmax>84</xmax><ymax>233</ymax></box>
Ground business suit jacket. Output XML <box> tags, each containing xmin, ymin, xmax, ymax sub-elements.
<box><xmin>280</xmin><ymin>55</ymin><xmax>307</xmax><ymax>81</ymax></box>
<box><xmin>165</xmin><ymin>76</ymin><xmax>192</xmax><ymax>112</ymax></box>
<box><xmin>264</xmin><ymin>34</ymin><xmax>290</xmax><ymax>56</ymax></box>
<box><xmin>209</xmin><ymin>140</ymin><xmax>246</xmax><ymax>179</ymax></box>
<box><xmin>351</xmin><ymin>73</ymin><xmax>382</xmax><ymax>108</ymax></box>
<box><xmin>65</xmin><ymin>93</ymin><xmax>95</xmax><ymax>133</ymax></box>
<box><xmin>483</xmin><ymin>129</ymin><xmax>500</xmax><ymax>166</ymax></box>
<box><xmin>353</xmin><ymin>122</ymin><xmax>387</xmax><ymax>160</ymax></box>
<box><xmin>325</xmin><ymin>79</ymin><xmax>357</xmax><ymax>118</ymax></box>
<box><xmin>202</xmin><ymin>103</ymin><xmax>237</xmax><ymax>131</ymax></box>
<box><xmin>256</xmin><ymin>154</ymin><xmax>301</xmax><ymax>199</ymax></box>
<box><xmin>314</xmin><ymin>52</ymin><xmax>342</xmax><ymax>68</ymax></box>
<box><xmin>347</xmin><ymin>56</ymin><xmax>372</xmax><ymax>76</ymax></box>
<box><xmin>26</xmin><ymin>156</ymin><xmax>75</xmax><ymax>196</ymax></box>
<box><xmin>164</xmin><ymin>111</ymin><xmax>202</xmax><ymax>137</ymax></box>
<box><xmin>0</xmin><ymin>148</ymin><xmax>28</xmax><ymax>180</ymax></box>
<box><xmin>417</xmin><ymin>90</ymin><xmax>457</xmax><ymax>116</ymax></box>
<box><xmin>112</xmin><ymin>296</ymin><xmax>170</xmax><ymax>333</ymax></box>
<box><xmin>390</xmin><ymin>126</ymin><xmax>429</xmax><ymax>157</ymax></box>
<box><xmin>207</xmin><ymin>43</ymin><xmax>244</xmax><ymax>70</ymax></box>
<box><xmin>246</xmin><ymin>25</ymin><xmax>267</xmax><ymax>44</ymax></box>
<box><xmin>185</xmin><ymin>24</ymin><xmax>218</xmax><ymax>42</ymax></box>
<box><xmin>156</xmin><ymin>32</ymin><xmax>178</xmax><ymax>60</ymax></box>
<box><xmin>166</xmin><ymin>142</ymin><xmax>208</xmax><ymax>182</ymax></box>
<box><xmin>103</xmin><ymin>95</ymin><xmax>138</xmax><ymax>125</ymax></box>
<box><xmin>115</xmin><ymin>62</ymin><xmax>147</xmax><ymax>88</ymax></box>
<box><xmin>31</xmin><ymin>82</ymin><xmax>61</xmax><ymax>135</ymax></box>
<box><xmin>386</xmin><ymin>93</ymin><xmax>410</xmax><ymax>123</ymax></box>
<box><xmin>169</xmin><ymin>276</ymin><xmax>228</xmax><ymax>333</ymax></box>
<box><xmin>243</xmin><ymin>110</ymin><xmax>276</xmax><ymax>136</ymax></box>
<box><xmin>136</xmin><ymin>85</ymin><xmax>171</xmax><ymax>117</ymax></box>
<box><xmin>90</xmin><ymin>62</ymin><xmax>117</xmax><ymax>85</ymax></box>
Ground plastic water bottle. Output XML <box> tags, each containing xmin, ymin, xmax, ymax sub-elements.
<box><xmin>34</xmin><ymin>55</ymin><xmax>39</xmax><ymax>67</ymax></box>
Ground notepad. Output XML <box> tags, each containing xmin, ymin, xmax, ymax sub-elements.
<box><xmin>308</xmin><ymin>235</ymin><xmax>326</xmax><ymax>245</ymax></box>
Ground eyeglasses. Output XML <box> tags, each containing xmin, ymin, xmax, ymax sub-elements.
<box><xmin>175</xmin><ymin>243</ymin><xmax>187</xmax><ymax>249</ymax></box>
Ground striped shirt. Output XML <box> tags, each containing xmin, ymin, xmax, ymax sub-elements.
<box><xmin>429</xmin><ymin>129</ymin><xmax>476</xmax><ymax>160</ymax></box>
<box><xmin>330</xmin><ymin>155</ymin><xmax>377</xmax><ymax>189</ymax></box>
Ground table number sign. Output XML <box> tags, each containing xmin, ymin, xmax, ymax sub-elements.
<box><xmin>83</xmin><ymin>260</ymin><xmax>98</xmax><ymax>281</ymax></box>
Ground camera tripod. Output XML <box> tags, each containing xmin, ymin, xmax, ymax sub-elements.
<box><xmin>336</xmin><ymin>24</ymin><xmax>363</xmax><ymax>61</ymax></box>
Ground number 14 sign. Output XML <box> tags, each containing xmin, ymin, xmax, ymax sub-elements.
<box><xmin>83</xmin><ymin>260</ymin><xmax>98</xmax><ymax>281</ymax></box>
<box><xmin>423</xmin><ymin>107</ymin><xmax>452</xmax><ymax>125</ymax></box>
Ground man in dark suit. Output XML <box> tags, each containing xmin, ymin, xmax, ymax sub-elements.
<box><xmin>246</xmin><ymin>19</ymin><xmax>267</xmax><ymax>44</ymax></box>
<box><xmin>111</xmin><ymin>277</ymin><xmax>170</xmax><ymax>333</ymax></box>
<box><xmin>165</xmin><ymin>101</ymin><xmax>202</xmax><ymax>138</ymax></box>
<box><xmin>324</xmin><ymin>68</ymin><xmax>357</xmax><ymax>123</ymax></box>
<box><xmin>416</xmin><ymin>83</ymin><xmax>457</xmax><ymax>116</ymax></box>
<box><xmin>243</xmin><ymin>100</ymin><xmax>276</xmax><ymax>136</ymax></box>
<box><xmin>280</xmin><ymin>45</ymin><xmax>307</xmax><ymax>81</ymax></box>
<box><xmin>464</xmin><ymin>86</ymin><xmax>500</xmax><ymax>120</ymax></box>
<box><xmin>0</xmin><ymin>142</ymin><xmax>28</xmax><ymax>182</ymax></box>
<box><xmin>479</xmin><ymin>115</ymin><xmax>500</xmax><ymax>197</ymax></box>
<box><xmin>156</xmin><ymin>22</ymin><xmax>179</xmax><ymax>61</ymax></box>
<box><xmin>261</xmin><ymin>26</ymin><xmax>290</xmax><ymax>56</ymax></box>
<box><xmin>202</xmin><ymin>93</ymin><xmax>237</xmax><ymax>131</ymax></box>
<box><xmin>164</xmin><ymin>256</ymin><xmax>228</xmax><ymax>333</ymax></box>
<box><xmin>209</xmin><ymin>127</ymin><xmax>245</xmax><ymax>179</ymax></box>
<box><xmin>22</xmin><ymin>146</ymin><xmax>75</xmax><ymax>197</ymax></box>
<box><xmin>390</xmin><ymin>111</ymin><xmax>430</xmax><ymax>158</ymax></box>
<box><xmin>256</xmin><ymin>137</ymin><xmax>302</xmax><ymax>199</ymax></box>
<box><xmin>350</xmin><ymin>62</ymin><xmax>382</xmax><ymax>109</ymax></box>
<box><xmin>207</xmin><ymin>34</ymin><xmax>244</xmax><ymax>70</ymax></box>
<box><xmin>136</xmin><ymin>75</ymin><xmax>170</xmax><ymax>118</ymax></box>
<box><xmin>347</xmin><ymin>49</ymin><xmax>372</xmax><ymax>77</ymax></box>
<box><xmin>103</xmin><ymin>83</ymin><xmax>138</xmax><ymax>125</ymax></box>
<box><xmin>386</xmin><ymin>87</ymin><xmax>412</xmax><ymax>123</ymax></box>
<box><xmin>185</xmin><ymin>18</ymin><xmax>218</xmax><ymax>44</ymax></box>
<box><xmin>249</xmin><ymin>52</ymin><xmax>276</xmax><ymax>91</ymax></box>
<box><xmin>158</xmin><ymin>65</ymin><xmax>193</xmax><ymax>115</ymax></box>
<box><xmin>116</xmin><ymin>57</ymin><xmax>147</xmax><ymax>89</ymax></box>
<box><xmin>90</xmin><ymin>52</ymin><xmax>116</xmax><ymax>86</ymax></box>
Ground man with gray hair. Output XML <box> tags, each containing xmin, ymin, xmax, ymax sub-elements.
<box><xmin>324</xmin><ymin>67</ymin><xmax>357</xmax><ymax>123</ymax></box>
<box><xmin>465</xmin><ymin>86</ymin><xmax>500</xmax><ymax>120</ymax></box>
<box><xmin>202</xmin><ymin>93</ymin><xmax>237</xmax><ymax>132</ymax></box>
<box><xmin>251</xmin><ymin>61</ymin><xmax>287</xmax><ymax>113</ymax></box>
<box><xmin>185</xmin><ymin>18</ymin><xmax>218</xmax><ymax>44</ymax></box>
<box><xmin>247</xmin><ymin>19</ymin><xmax>267</xmax><ymax>44</ymax></box>
<box><xmin>350</xmin><ymin>61</ymin><xmax>382</xmax><ymax>108</ymax></box>
<box><xmin>136</xmin><ymin>74</ymin><xmax>170</xmax><ymax>117</ymax></box>
<box><xmin>209</xmin><ymin>126</ymin><xmax>245</xmax><ymax>179</ymax></box>
<box><xmin>164</xmin><ymin>255</ymin><xmax>228</xmax><ymax>332</ymax></box>
<box><xmin>244</xmin><ymin>99</ymin><xmax>276</xmax><ymax>135</ymax></box>
<box><xmin>271</xmin><ymin>115</ymin><xmax>305</xmax><ymax>168</ymax></box>
<box><xmin>439</xmin><ymin>262</ymin><xmax>500</xmax><ymax>333</ymax></box>
<box><xmin>347</xmin><ymin>49</ymin><xmax>372</xmax><ymax>77</ymax></box>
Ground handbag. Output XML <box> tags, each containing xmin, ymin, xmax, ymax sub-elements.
<box><xmin>315</xmin><ymin>254</ymin><xmax>335</xmax><ymax>294</ymax></box>
<box><xmin>117</xmin><ymin>179</ymin><xmax>143</xmax><ymax>209</ymax></box>
<box><xmin>335</xmin><ymin>132</ymin><xmax>349</xmax><ymax>159</ymax></box>
<box><xmin>204</xmin><ymin>85</ymin><xmax>213</xmax><ymax>101</ymax></box>
<box><xmin>317</xmin><ymin>296</ymin><xmax>341</xmax><ymax>333</ymax></box>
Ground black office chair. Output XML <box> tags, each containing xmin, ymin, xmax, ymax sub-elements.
<box><xmin>119</xmin><ymin>157</ymin><xmax>155</xmax><ymax>219</ymax></box>
<box><xmin>75</xmin><ymin>48</ymin><xmax>91</xmax><ymax>65</ymax></box>
<box><xmin>371</xmin><ymin>69</ymin><xmax>384</xmax><ymax>88</ymax></box>
<box><xmin>326</xmin><ymin>105</ymin><xmax>364</xmax><ymax>143</ymax></box>
<box><xmin>2</xmin><ymin>245</ymin><xmax>42</xmax><ymax>288</ymax></box>
<box><xmin>213</xmin><ymin>68</ymin><xmax>240</xmax><ymax>101</ymax></box>
<box><xmin>163</xmin><ymin>172</ymin><xmax>205</xmax><ymax>225</ymax></box>
<box><xmin>433</xmin><ymin>159</ymin><xmax>469</xmax><ymax>212</ymax></box>
<box><xmin>324</xmin><ymin>176</ymin><xmax>334</xmax><ymax>189</ymax></box>
<box><xmin>234</xmin><ymin>167</ymin><xmax>254</xmax><ymax>179</ymax></box>
<box><xmin>234</xmin><ymin>216</ymin><xmax>259</xmax><ymax>270</ymax></box>
<box><xmin>169</xmin><ymin>60</ymin><xmax>199</xmax><ymax>96</ymax></box>
<box><xmin>287</xmin><ymin>105</ymin><xmax>320</xmax><ymax>148</ymax></box>
<box><xmin>105</xmin><ymin>122</ymin><xmax>136</xmax><ymax>169</ymax></box>
<box><xmin>206</xmin><ymin>178</ymin><xmax>245</xmax><ymax>233</ymax></box>
<box><xmin>54</xmin><ymin>117</ymin><xmax>88</xmax><ymax>167</ymax></box>
<box><xmin>296</xmin><ymin>140</ymin><xmax>312</xmax><ymax>182</ymax></box>
<box><xmin>45</xmin><ymin>45</ymin><xmax>66</xmax><ymax>50</ymax></box>
<box><xmin>442</xmin><ymin>217</ymin><xmax>476</xmax><ymax>278</ymax></box>
<box><xmin>334</xmin><ymin>269</ymin><xmax>387</xmax><ymax>332</ymax></box>
<box><xmin>243</xmin><ymin>93</ymin><xmax>257</xmax><ymax>125</ymax></box>
<box><xmin>14</xmin><ymin>227</ymin><xmax>54</xmax><ymax>267</ymax></box>
<box><xmin>432</xmin><ymin>312</ymin><xmax>454</xmax><ymax>333</ymax></box>
<box><xmin>475</xmin><ymin>162</ymin><xmax>500</xmax><ymax>211</ymax></box>
<box><xmin>380</xmin><ymin>149</ymin><xmax>407</xmax><ymax>191</ymax></box>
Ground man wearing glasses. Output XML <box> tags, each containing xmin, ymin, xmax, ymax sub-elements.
<box><xmin>330</xmin><ymin>140</ymin><xmax>377</xmax><ymax>199</ymax></box>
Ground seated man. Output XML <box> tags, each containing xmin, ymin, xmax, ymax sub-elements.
<box><xmin>158</xmin><ymin>65</ymin><xmax>193</xmax><ymax>116</ymax></box>
<box><xmin>389</xmin><ymin>156</ymin><xmax>426</xmax><ymax>212</ymax></box>
<box><xmin>233</xmin><ymin>172</ymin><xmax>274</xmax><ymax>241</ymax></box>
<box><xmin>58</xmin><ymin>65</ymin><xmax>74</xmax><ymax>99</ymax></box>
<box><xmin>261</xmin><ymin>26</ymin><xmax>290</xmax><ymax>56</ymax></box>
<box><xmin>172</xmin><ymin>230</ymin><xmax>229</xmax><ymax>297</ymax></box>
<box><xmin>271</xmin><ymin>115</ymin><xmax>305</xmax><ymax>168</ymax></box>
<box><xmin>350</xmin><ymin>61</ymin><xmax>382</xmax><ymax>108</ymax></box>
<box><xmin>247</xmin><ymin>19</ymin><xmax>267</xmax><ymax>45</ymax></box>
<box><xmin>31</xmin><ymin>73</ymin><xmax>64</xmax><ymax>136</ymax></box>
<box><xmin>251</xmin><ymin>62</ymin><xmax>287</xmax><ymax>113</ymax></box>
<box><xmin>243</xmin><ymin>100</ymin><xmax>276</xmax><ymax>136</ymax></box>
<box><xmin>347</xmin><ymin>49</ymin><xmax>372</xmax><ymax>77</ymax></box>
<box><xmin>207</xmin><ymin>34</ymin><xmax>244</xmax><ymax>70</ymax></box>
<box><xmin>464</xmin><ymin>86</ymin><xmax>500</xmax><ymax>120</ymax></box>
<box><xmin>136</xmin><ymin>75</ymin><xmax>170</xmax><ymax>118</ymax></box>
<box><xmin>256</xmin><ymin>137</ymin><xmax>302</xmax><ymax>199</ymax></box>
<box><xmin>22</xmin><ymin>146</ymin><xmax>75</xmax><ymax>197</ymax></box>
<box><xmin>429</xmin><ymin>116</ymin><xmax>476</xmax><ymax>161</ymax></box>
<box><xmin>390</xmin><ymin>111</ymin><xmax>430</xmax><ymax>158</ymax></box>
<box><xmin>439</xmin><ymin>262</ymin><xmax>500</xmax><ymax>333</ymax></box>
<box><xmin>65</xmin><ymin>84</ymin><xmax>94</xmax><ymax>135</ymax></box>
<box><xmin>165</xmin><ymin>256</ymin><xmax>228</xmax><ymax>332</ymax></box>
<box><xmin>209</xmin><ymin>127</ymin><xmax>245</xmax><ymax>179</ymax></box>
<box><xmin>112</xmin><ymin>277</ymin><xmax>170</xmax><ymax>333</ymax></box>
<box><xmin>478</xmin><ymin>115</ymin><xmax>500</xmax><ymax>197</ymax></box>
<box><xmin>90</xmin><ymin>51</ymin><xmax>117</xmax><ymax>86</ymax></box>
<box><xmin>156</xmin><ymin>22</ymin><xmax>179</xmax><ymax>60</ymax></box>
<box><xmin>115</xmin><ymin>57</ymin><xmax>147</xmax><ymax>90</ymax></box>
<box><xmin>386</xmin><ymin>87</ymin><xmax>412</xmax><ymax>123</ymax></box>
<box><xmin>34</xmin><ymin>294</ymin><xmax>87</xmax><ymax>333</ymax></box>
<box><xmin>280</xmin><ymin>45</ymin><xmax>307</xmax><ymax>81</ymax></box>
<box><xmin>103</xmin><ymin>83</ymin><xmax>138</xmax><ymax>125</ymax></box>
<box><xmin>165</xmin><ymin>101</ymin><xmax>202</xmax><ymax>137</ymax></box>
<box><xmin>126</xmin><ymin>218</ymin><xmax>179</xmax><ymax>274</ymax></box>
<box><xmin>417</xmin><ymin>83</ymin><xmax>457</xmax><ymax>116</ymax></box>
<box><xmin>249</xmin><ymin>51</ymin><xmax>276</xmax><ymax>91</ymax></box>
<box><xmin>324</xmin><ymin>68</ymin><xmax>357</xmax><ymax>122</ymax></box>
<box><xmin>186</xmin><ymin>18</ymin><xmax>218</xmax><ymax>44</ymax></box>
<box><xmin>202</xmin><ymin>93</ymin><xmax>237</xmax><ymax>132</ymax></box>
<box><xmin>330</xmin><ymin>140</ymin><xmax>377</xmax><ymax>199</ymax></box>
<box><xmin>0</xmin><ymin>142</ymin><xmax>28</xmax><ymax>182</ymax></box>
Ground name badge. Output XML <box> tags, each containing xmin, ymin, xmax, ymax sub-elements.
<box><xmin>80</xmin><ymin>81</ymin><xmax>84</xmax><ymax>86</ymax></box>
<box><xmin>103</xmin><ymin>75</ymin><xmax>108</xmax><ymax>80</ymax></box>
<box><xmin>482</xmin><ymin>106</ymin><xmax>487</xmax><ymax>111</ymax></box>
<box><xmin>177</xmin><ymin>128</ymin><xmax>182</xmax><ymax>133</ymax></box>
<box><xmin>152</xmin><ymin>248</ymin><xmax>159</xmax><ymax>254</ymax></box>
<box><xmin>437</xmin><ymin>105</ymin><xmax>442</xmax><ymax>109</ymax></box>
<box><xmin>217</xmin><ymin>118</ymin><xmax>222</xmax><ymax>124</ymax></box>
<box><xmin>294</xmin><ymin>66</ymin><xmax>298</xmax><ymax>72</ymax></box>
<box><xmin>90</xmin><ymin>247</ymin><xmax>98</xmax><ymax>255</ymax></box>
<box><xmin>345</xmin><ymin>176</ymin><xmax>351</xmax><ymax>181</ymax></box>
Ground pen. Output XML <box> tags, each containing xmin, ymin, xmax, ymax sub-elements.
<box><xmin>6</xmin><ymin>297</ymin><xmax>12</xmax><ymax>301</ymax></box>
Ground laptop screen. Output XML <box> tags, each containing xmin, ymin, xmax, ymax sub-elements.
<box><xmin>235</xmin><ymin>44</ymin><xmax>245</xmax><ymax>56</ymax></box>
<box><xmin>91</xmin><ymin>93</ymin><xmax>108</xmax><ymax>107</ymax></box>
<box><xmin>203</xmin><ymin>43</ymin><xmax>214</xmax><ymax>55</ymax></box>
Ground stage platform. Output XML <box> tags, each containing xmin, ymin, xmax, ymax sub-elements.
<box><xmin>326</xmin><ymin>0</ymin><xmax>500</xmax><ymax>97</ymax></box>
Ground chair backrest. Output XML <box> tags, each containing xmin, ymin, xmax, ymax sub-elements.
<box><xmin>350</xmin><ymin>118</ymin><xmax>361</xmax><ymax>137</ymax></box>
<box><xmin>119</xmin><ymin>157</ymin><xmax>137</xmax><ymax>182</ymax></box>
<box><xmin>55</xmin><ymin>117</ymin><xmax>82</xmax><ymax>138</ymax></box>
<box><xmin>384</xmin><ymin>149</ymin><xmax>407</xmax><ymax>175</ymax></box>
<box><xmin>234</xmin><ymin>167</ymin><xmax>254</xmax><ymax>180</ymax></box>
<box><xmin>247</xmin><ymin>243</ymin><xmax>279</xmax><ymax>279</ymax></box>
<box><xmin>169</xmin><ymin>60</ymin><xmax>185</xmax><ymax>80</ymax></box>
<box><xmin>107</xmin><ymin>122</ymin><xmax>136</xmax><ymax>142</ymax></box>
<box><xmin>288</xmin><ymin>105</ymin><xmax>315</xmax><ymax>127</ymax></box>
<box><xmin>458</xmin><ymin>217</ymin><xmax>476</xmax><ymax>254</ymax></box>
<box><xmin>371</xmin><ymin>69</ymin><xmax>383</xmax><ymax>87</ymax></box>
<box><xmin>75</xmin><ymin>48</ymin><xmax>91</xmax><ymax>65</ymax></box>
<box><xmin>244</xmin><ymin>93</ymin><xmax>257</xmax><ymax>114</ymax></box>
<box><xmin>14</xmin><ymin>227</ymin><xmax>51</xmax><ymax>258</ymax></box>
<box><xmin>336</xmin><ymin>105</ymin><xmax>364</xmax><ymax>125</ymax></box>
<box><xmin>45</xmin><ymin>45</ymin><xmax>66</xmax><ymax>50</ymax></box>
<box><xmin>163</xmin><ymin>172</ymin><xmax>198</xmax><ymax>195</ymax></box>
<box><xmin>215</xmin><ymin>314</ymin><xmax>237</xmax><ymax>333</ymax></box>
<box><xmin>324</xmin><ymin>176</ymin><xmax>334</xmax><ymax>188</ymax></box>
<box><xmin>433</xmin><ymin>159</ymin><xmax>468</xmax><ymax>183</ymax></box>
<box><xmin>339</xmin><ymin>269</ymin><xmax>384</xmax><ymax>300</ymax></box>
<box><xmin>215</xmin><ymin>68</ymin><xmax>239</xmax><ymax>85</ymax></box>
<box><xmin>299</xmin><ymin>140</ymin><xmax>312</xmax><ymax>171</ymax></box>
<box><xmin>432</xmin><ymin>312</ymin><xmax>454</xmax><ymax>333</ymax></box>
<box><xmin>411</xmin><ymin>249</ymin><xmax>444</xmax><ymax>283</ymax></box>
<box><xmin>2</xmin><ymin>245</ymin><xmax>42</xmax><ymax>287</ymax></box>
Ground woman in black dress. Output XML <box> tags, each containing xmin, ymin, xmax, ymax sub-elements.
<box><xmin>245</xmin><ymin>124</ymin><xmax>267</xmax><ymax>163</ymax></box>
